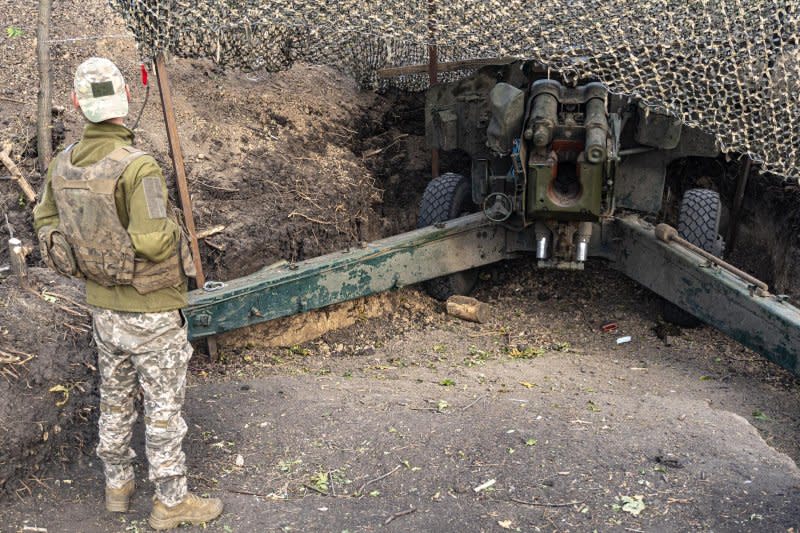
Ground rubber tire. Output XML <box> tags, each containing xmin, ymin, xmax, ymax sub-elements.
<box><xmin>417</xmin><ymin>173</ymin><xmax>478</xmax><ymax>300</ymax></box>
<box><xmin>662</xmin><ymin>188</ymin><xmax>725</xmax><ymax>327</ymax></box>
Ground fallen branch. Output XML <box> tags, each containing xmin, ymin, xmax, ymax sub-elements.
<box><xmin>0</xmin><ymin>143</ymin><xmax>37</xmax><ymax>203</ymax></box>
<box><xmin>357</xmin><ymin>464</ymin><xmax>401</xmax><ymax>496</ymax></box>
<box><xmin>40</xmin><ymin>290</ymin><xmax>92</xmax><ymax>313</ymax></box>
<box><xmin>384</xmin><ymin>506</ymin><xmax>416</xmax><ymax>525</ymax></box>
<box><xmin>507</xmin><ymin>496</ymin><xmax>585</xmax><ymax>508</ymax></box>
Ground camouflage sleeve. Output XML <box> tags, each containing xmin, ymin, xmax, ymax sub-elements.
<box><xmin>122</xmin><ymin>155</ymin><xmax>180</xmax><ymax>263</ymax></box>
<box><xmin>32</xmin><ymin>164</ymin><xmax>60</xmax><ymax>233</ymax></box>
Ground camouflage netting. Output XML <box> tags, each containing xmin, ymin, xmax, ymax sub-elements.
<box><xmin>109</xmin><ymin>1</ymin><xmax>799</xmax><ymax>178</ymax></box>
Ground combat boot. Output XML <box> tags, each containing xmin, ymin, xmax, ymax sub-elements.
<box><xmin>105</xmin><ymin>479</ymin><xmax>135</xmax><ymax>512</ymax></box>
<box><xmin>148</xmin><ymin>492</ymin><xmax>223</xmax><ymax>530</ymax></box>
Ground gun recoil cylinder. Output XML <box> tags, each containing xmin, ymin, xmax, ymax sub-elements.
<box><xmin>529</xmin><ymin>80</ymin><xmax>560</xmax><ymax>149</ymax></box>
<box><xmin>535</xmin><ymin>223</ymin><xmax>551</xmax><ymax>260</ymax></box>
<box><xmin>583</xmin><ymin>83</ymin><xmax>609</xmax><ymax>163</ymax></box>
<box><xmin>575</xmin><ymin>222</ymin><xmax>593</xmax><ymax>262</ymax></box>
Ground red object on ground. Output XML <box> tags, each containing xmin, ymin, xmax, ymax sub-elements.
<box><xmin>601</xmin><ymin>321</ymin><xmax>618</xmax><ymax>333</ymax></box>
<box><xmin>140</xmin><ymin>63</ymin><xmax>148</xmax><ymax>86</ymax></box>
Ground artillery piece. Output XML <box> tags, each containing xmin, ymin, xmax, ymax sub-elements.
<box><xmin>185</xmin><ymin>62</ymin><xmax>800</xmax><ymax>376</ymax></box>
<box><xmin>420</xmin><ymin>63</ymin><xmax>721</xmax><ymax>322</ymax></box>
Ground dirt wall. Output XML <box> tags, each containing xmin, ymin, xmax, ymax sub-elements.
<box><xmin>0</xmin><ymin>270</ymin><xmax>96</xmax><ymax>496</ymax></box>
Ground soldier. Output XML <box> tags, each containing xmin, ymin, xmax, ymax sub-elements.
<box><xmin>33</xmin><ymin>57</ymin><xmax>223</xmax><ymax>530</ymax></box>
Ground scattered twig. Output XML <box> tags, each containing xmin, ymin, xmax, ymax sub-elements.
<box><xmin>194</xmin><ymin>179</ymin><xmax>239</xmax><ymax>193</ymax></box>
<box><xmin>507</xmin><ymin>496</ymin><xmax>584</xmax><ymax>508</ymax></box>
<box><xmin>196</xmin><ymin>225</ymin><xmax>226</xmax><ymax>239</ymax></box>
<box><xmin>0</xmin><ymin>347</ymin><xmax>36</xmax><ymax>364</ymax></box>
<box><xmin>0</xmin><ymin>96</ymin><xmax>26</xmax><ymax>105</ymax></box>
<box><xmin>40</xmin><ymin>291</ymin><xmax>92</xmax><ymax>313</ymax></box>
<box><xmin>328</xmin><ymin>471</ymin><xmax>336</xmax><ymax>497</ymax></box>
<box><xmin>202</xmin><ymin>239</ymin><xmax>226</xmax><ymax>251</ymax></box>
<box><xmin>666</xmin><ymin>497</ymin><xmax>692</xmax><ymax>504</ymax></box>
<box><xmin>384</xmin><ymin>506</ymin><xmax>416</xmax><ymax>525</ymax></box>
<box><xmin>473</xmin><ymin>479</ymin><xmax>496</xmax><ymax>493</ymax></box>
<box><xmin>467</xmin><ymin>330</ymin><xmax>504</xmax><ymax>338</ymax></box>
<box><xmin>362</xmin><ymin>134</ymin><xmax>409</xmax><ymax>159</ymax></box>
<box><xmin>62</xmin><ymin>322</ymin><xmax>92</xmax><ymax>335</ymax></box>
<box><xmin>226</xmin><ymin>487</ymin><xmax>271</xmax><ymax>497</ymax></box>
<box><xmin>357</xmin><ymin>464</ymin><xmax>401</xmax><ymax>496</ymax></box>
<box><xmin>302</xmin><ymin>483</ymin><xmax>328</xmax><ymax>496</ymax></box>
<box><xmin>461</xmin><ymin>395</ymin><xmax>485</xmax><ymax>411</ymax></box>
<box><xmin>29</xmin><ymin>475</ymin><xmax>52</xmax><ymax>494</ymax></box>
<box><xmin>29</xmin><ymin>288</ymin><xmax>91</xmax><ymax>318</ymax></box>
<box><xmin>287</xmin><ymin>211</ymin><xmax>335</xmax><ymax>225</ymax></box>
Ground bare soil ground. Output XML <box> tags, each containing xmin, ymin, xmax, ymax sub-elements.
<box><xmin>1</xmin><ymin>1</ymin><xmax>799</xmax><ymax>532</ymax></box>
<box><xmin>2</xmin><ymin>264</ymin><xmax>800</xmax><ymax>532</ymax></box>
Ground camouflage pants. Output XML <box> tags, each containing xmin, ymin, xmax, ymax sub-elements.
<box><xmin>92</xmin><ymin>308</ymin><xmax>193</xmax><ymax>507</ymax></box>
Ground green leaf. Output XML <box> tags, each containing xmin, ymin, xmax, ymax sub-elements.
<box><xmin>525</xmin><ymin>438</ymin><xmax>537</xmax><ymax>446</ymax></box>
<box><xmin>752</xmin><ymin>410</ymin><xmax>770</xmax><ymax>421</ymax></box>
<box><xmin>6</xmin><ymin>26</ymin><xmax>24</xmax><ymax>38</ymax></box>
<box><xmin>439</xmin><ymin>378</ymin><xmax>455</xmax><ymax>386</ymax></box>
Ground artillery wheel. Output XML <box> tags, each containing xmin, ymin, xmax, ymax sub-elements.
<box><xmin>663</xmin><ymin>188</ymin><xmax>725</xmax><ymax>327</ymax></box>
<box><xmin>417</xmin><ymin>173</ymin><xmax>478</xmax><ymax>300</ymax></box>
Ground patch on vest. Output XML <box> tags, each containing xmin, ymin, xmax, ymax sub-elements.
<box><xmin>142</xmin><ymin>176</ymin><xmax>167</xmax><ymax>219</ymax></box>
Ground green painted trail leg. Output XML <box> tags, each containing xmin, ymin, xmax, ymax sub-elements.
<box><xmin>185</xmin><ymin>213</ymin><xmax>512</xmax><ymax>340</ymax></box>
<box><xmin>611</xmin><ymin>216</ymin><xmax>800</xmax><ymax>375</ymax></box>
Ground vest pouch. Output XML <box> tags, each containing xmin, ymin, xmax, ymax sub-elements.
<box><xmin>38</xmin><ymin>226</ymin><xmax>81</xmax><ymax>278</ymax></box>
<box><xmin>71</xmin><ymin>241</ymin><xmax>135</xmax><ymax>287</ymax></box>
<box><xmin>131</xmin><ymin>252</ymin><xmax>183</xmax><ymax>295</ymax></box>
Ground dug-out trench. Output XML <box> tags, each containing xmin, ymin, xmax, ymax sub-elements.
<box><xmin>1</xmin><ymin>61</ymin><xmax>799</xmax><ymax>498</ymax></box>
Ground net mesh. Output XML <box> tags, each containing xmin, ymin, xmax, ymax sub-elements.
<box><xmin>109</xmin><ymin>0</ymin><xmax>799</xmax><ymax>178</ymax></box>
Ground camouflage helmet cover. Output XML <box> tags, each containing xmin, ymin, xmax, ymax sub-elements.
<box><xmin>73</xmin><ymin>57</ymin><xmax>128</xmax><ymax>123</ymax></box>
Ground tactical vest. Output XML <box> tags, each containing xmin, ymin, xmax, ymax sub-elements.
<box><xmin>46</xmin><ymin>145</ymin><xmax>194</xmax><ymax>294</ymax></box>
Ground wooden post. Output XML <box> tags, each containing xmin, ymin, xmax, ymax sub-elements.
<box><xmin>8</xmin><ymin>238</ymin><xmax>29</xmax><ymax>288</ymax></box>
<box><xmin>153</xmin><ymin>53</ymin><xmax>218</xmax><ymax>359</ymax></box>
<box><xmin>428</xmin><ymin>0</ymin><xmax>439</xmax><ymax>179</ymax></box>
<box><xmin>36</xmin><ymin>0</ymin><xmax>53</xmax><ymax>173</ymax></box>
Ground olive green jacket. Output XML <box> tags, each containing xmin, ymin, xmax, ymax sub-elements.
<box><xmin>33</xmin><ymin>123</ymin><xmax>188</xmax><ymax>312</ymax></box>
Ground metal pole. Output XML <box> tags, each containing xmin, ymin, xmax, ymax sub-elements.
<box><xmin>153</xmin><ymin>53</ymin><xmax>218</xmax><ymax>359</ymax></box>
